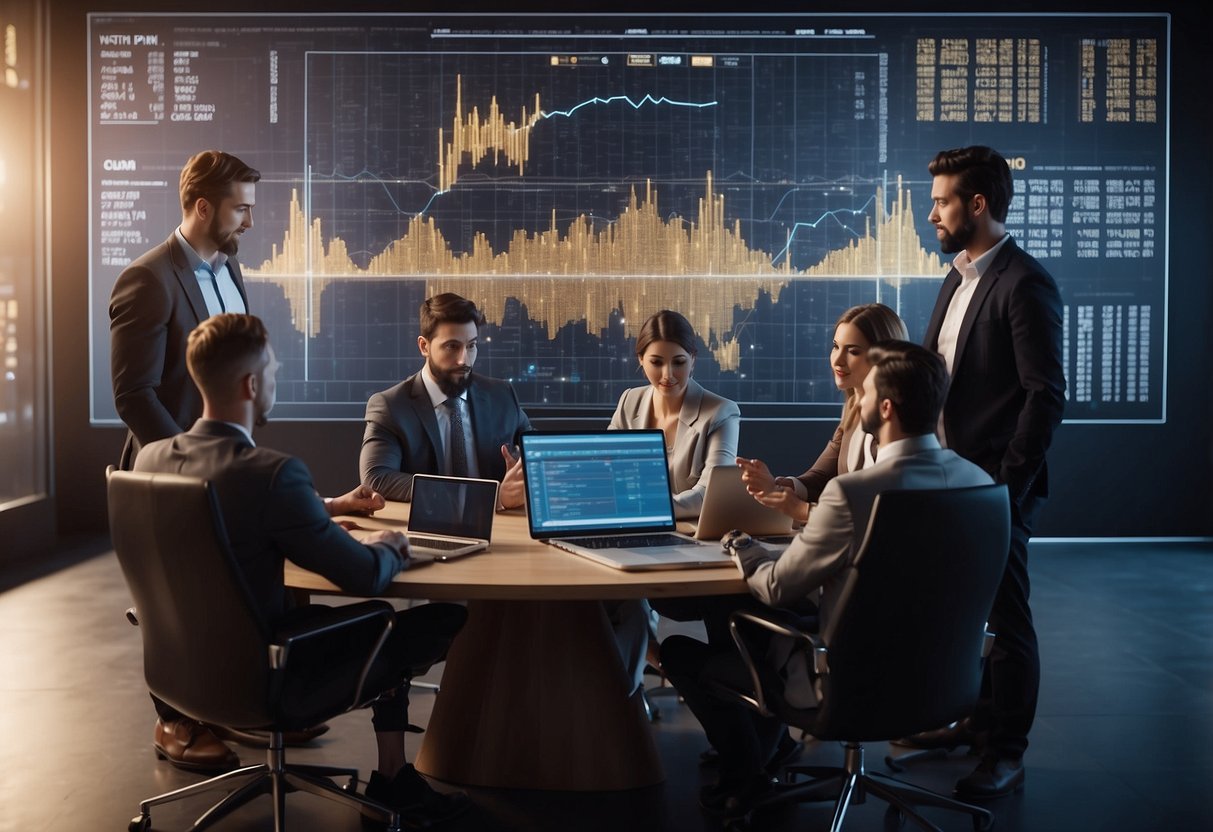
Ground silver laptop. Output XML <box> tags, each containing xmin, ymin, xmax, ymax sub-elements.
<box><xmin>406</xmin><ymin>474</ymin><xmax>498</xmax><ymax>561</ymax></box>
<box><xmin>693</xmin><ymin>464</ymin><xmax>797</xmax><ymax>540</ymax></box>
<box><xmin>520</xmin><ymin>430</ymin><xmax>734</xmax><ymax>571</ymax></box>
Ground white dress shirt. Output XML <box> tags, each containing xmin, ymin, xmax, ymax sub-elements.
<box><xmin>936</xmin><ymin>233</ymin><xmax>1011</xmax><ymax>375</ymax></box>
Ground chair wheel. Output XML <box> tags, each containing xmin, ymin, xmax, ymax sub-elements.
<box><xmin>129</xmin><ymin>814</ymin><xmax>150</xmax><ymax>832</ymax></box>
<box><xmin>883</xmin><ymin>805</ymin><xmax>906</xmax><ymax>831</ymax></box>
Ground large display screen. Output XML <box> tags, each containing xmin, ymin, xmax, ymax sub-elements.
<box><xmin>88</xmin><ymin>12</ymin><xmax>1169</xmax><ymax>422</ymax></box>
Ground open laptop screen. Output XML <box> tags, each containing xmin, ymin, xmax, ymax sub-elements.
<box><xmin>409</xmin><ymin>474</ymin><xmax>498</xmax><ymax>539</ymax></box>
<box><xmin>521</xmin><ymin>430</ymin><xmax>677</xmax><ymax>537</ymax></box>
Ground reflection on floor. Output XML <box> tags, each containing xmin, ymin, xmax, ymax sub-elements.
<box><xmin>0</xmin><ymin>540</ymin><xmax>1210</xmax><ymax>831</ymax></box>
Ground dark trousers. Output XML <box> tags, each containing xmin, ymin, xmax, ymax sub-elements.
<box><xmin>661</xmin><ymin>634</ymin><xmax>785</xmax><ymax>784</ymax></box>
<box><xmin>974</xmin><ymin>493</ymin><xmax>1043</xmax><ymax>759</ymax></box>
<box><xmin>153</xmin><ymin>602</ymin><xmax>467</xmax><ymax>732</ymax></box>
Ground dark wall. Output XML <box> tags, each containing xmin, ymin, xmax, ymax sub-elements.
<box><xmin>49</xmin><ymin>1</ymin><xmax>1213</xmax><ymax>537</ymax></box>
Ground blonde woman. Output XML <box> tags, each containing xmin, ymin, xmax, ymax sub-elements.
<box><xmin>738</xmin><ymin>303</ymin><xmax>908</xmax><ymax>522</ymax></box>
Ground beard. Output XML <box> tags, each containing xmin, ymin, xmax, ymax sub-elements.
<box><xmin>937</xmin><ymin>216</ymin><xmax>977</xmax><ymax>254</ymax></box>
<box><xmin>429</xmin><ymin>357</ymin><xmax>473</xmax><ymax>397</ymax></box>
<box><xmin>254</xmin><ymin>399</ymin><xmax>273</xmax><ymax>428</ymax></box>
<box><xmin>208</xmin><ymin>214</ymin><xmax>242</xmax><ymax>256</ymax></box>
<box><xmin>860</xmin><ymin>403</ymin><xmax>881</xmax><ymax>436</ymax></box>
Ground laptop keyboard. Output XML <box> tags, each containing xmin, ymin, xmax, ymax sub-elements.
<box><xmin>562</xmin><ymin>533</ymin><xmax>698</xmax><ymax>549</ymax></box>
<box><xmin>407</xmin><ymin>535</ymin><xmax>470</xmax><ymax>551</ymax></box>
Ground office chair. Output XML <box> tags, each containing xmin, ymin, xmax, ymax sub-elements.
<box><xmin>712</xmin><ymin>484</ymin><xmax>1010</xmax><ymax>831</ymax></box>
<box><xmin>107</xmin><ymin>468</ymin><xmax>403</xmax><ymax>832</ymax></box>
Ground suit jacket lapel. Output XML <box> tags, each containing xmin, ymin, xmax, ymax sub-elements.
<box><xmin>951</xmin><ymin>240</ymin><xmax>1015</xmax><ymax>377</ymax></box>
<box><xmin>167</xmin><ymin>234</ymin><xmax>210</xmax><ymax>324</ymax></box>
<box><xmin>631</xmin><ymin>385</ymin><xmax>654</xmax><ymax>427</ymax></box>
<box><xmin>406</xmin><ymin>374</ymin><xmax>444</xmax><ymax>464</ymax></box>
<box><xmin>229</xmin><ymin>258</ymin><xmax>250</xmax><ymax>309</ymax></box>
<box><xmin>679</xmin><ymin>379</ymin><xmax>705</xmax><ymax>428</ymax></box>
<box><xmin>467</xmin><ymin>378</ymin><xmax>497</xmax><ymax>471</ymax></box>
<box><xmin>924</xmin><ymin>269</ymin><xmax>961</xmax><ymax>350</ymax></box>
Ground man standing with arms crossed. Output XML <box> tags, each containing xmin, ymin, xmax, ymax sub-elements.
<box><xmin>911</xmin><ymin>145</ymin><xmax>1066</xmax><ymax>798</ymax></box>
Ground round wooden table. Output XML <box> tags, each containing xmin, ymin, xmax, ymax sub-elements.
<box><xmin>284</xmin><ymin>503</ymin><xmax>747</xmax><ymax>791</ymax></box>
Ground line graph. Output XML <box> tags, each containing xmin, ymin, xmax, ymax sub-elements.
<box><xmin>438</xmin><ymin>75</ymin><xmax>719</xmax><ymax>192</ymax></box>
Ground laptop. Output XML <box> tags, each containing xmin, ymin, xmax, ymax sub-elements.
<box><xmin>519</xmin><ymin>429</ymin><xmax>735</xmax><ymax>571</ymax></box>
<box><xmin>693</xmin><ymin>464</ymin><xmax>797</xmax><ymax>540</ymax></box>
<box><xmin>406</xmin><ymin>474</ymin><xmax>498</xmax><ymax>561</ymax></box>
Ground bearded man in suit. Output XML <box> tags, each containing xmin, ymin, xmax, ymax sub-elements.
<box><xmin>906</xmin><ymin>145</ymin><xmax>1066</xmax><ymax>799</ymax></box>
<box><xmin>661</xmin><ymin>341</ymin><xmax>994</xmax><ymax>817</ymax></box>
<box><xmin>110</xmin><ymin>149</ymin><xmax>260</xmax><ymax>470</ymax></box>
<box><xmin>109</xmin><ymin>150</ymin><xmax>267</xmax><ymax>769</ymax></box>
<box><xmin>359</xmin><ymin>292</ymin><xmax>532</xmax><ymax>509</ymax></box>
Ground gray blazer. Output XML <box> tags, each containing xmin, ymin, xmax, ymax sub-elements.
<box><xmin>109</xmin><ymin>233</ymin><xmax>248</xmax><ymax>469</ymax></box>
<box><xmin>609</xmin><ymin>378</ymin><xmax>740</xmax><ymax>519</ymax></box>
<box><xmin>360</xmin><ymin>371</ymin><xmax>532</xmax><ymax>501</ymax></box>
<box><xmin>135</xmin><ymin>420</ymin><xmax>405</xmax><ymax>621</ymax></box>
<box><xmin>737</xmin><ymin>434</ymin><xmax>993</xmax><ymax>629</ymax></box>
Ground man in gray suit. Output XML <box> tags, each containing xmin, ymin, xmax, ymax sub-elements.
<box><xmin>110</xmin><ymin>150</ymin><xmax>260</xmax><ymax>470</ymax></box>
<box><xmin>661</xmin><ymin>341</ymin><xmax>993</xmax><ymax>817</ymax></box>
<box><xmin>136</xmin><ymin>313</ymin><xmax>469</xmax><ymax>826</ymax></box>
<box><xmin>360</xmin><ymin>292</ymin><xmax>532</xmax><ymax>508</ymax></box>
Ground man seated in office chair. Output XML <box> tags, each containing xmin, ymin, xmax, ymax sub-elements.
<box><xmin>134</xmin><ymin>312</ymin><xmax>470</xmax><ymax>826</ymax></box>
<box><xmin>359</xmin><ymin>292</ymin><xmax>531</xmax><ymax>508</ymax></box>
<box><xmin>661</xmin><ymin>341</ymin><xmax>993</xmax><ymax>817</ymax></box>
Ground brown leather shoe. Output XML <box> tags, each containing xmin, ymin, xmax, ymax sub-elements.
<box><xmin>891</xmin><ymin>717</ymin><xmax>983</xmax><ymax>751</ymax></box>
<box><xmin>211</xmin><ymin>723</ymin><xmax>330</xmax><ymax>748</ymax></box>
<box><xmin>153</xmin><ymin>718</ymin><xmax>240</xmax><ymax>773</ymax></box>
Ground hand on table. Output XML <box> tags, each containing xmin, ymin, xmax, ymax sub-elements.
<box><xmin>325</xmin><ymin>484</ymin><xmax>386</xmax><ymax>518</ymax></box>
<box><xmin>360</xmin><ymin>529</ymin><xmax>411</xmax><ymax>559</ymax></box>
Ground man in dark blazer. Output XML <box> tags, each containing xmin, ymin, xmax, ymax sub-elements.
<box><xmin>360</xmin><ymin>292</ymin><xmax>532</xmax><ymax>508</ymax></box>
<box><xmin>109</xmin><ymin>151</ymin><xmax>277</xmax><ymax>770</ymax></box>
<box><xmin>136</xmin><ymin>313</ymin><xmax>469</xmax><ymax>826</ymax></box>
<box><xmin>914</xmin><ymin>146</ymin><xmax>1066</xmax><ymax>798</ymax></box>
<box><xmin>110</xmin><ymin>150</ymin><xmax>260</xmax><ymax>470</ymax></box>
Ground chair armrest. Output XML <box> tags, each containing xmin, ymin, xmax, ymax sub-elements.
<box><xmin>270</xmin><ymin>600</ymin><xmax>395</xmax><ymax>710</ymax></box>
<box><xmin>727</xmin><ymin>608</ymin><xmax>825</xmax><ymax>718</ymax></box>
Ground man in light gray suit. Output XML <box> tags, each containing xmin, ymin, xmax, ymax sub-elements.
<box><xmin>662</xmin><ymin>341</ymin><xmax>993</xmax><ymax>817</ymax></box>
<box><xmin>360</xmin><ymin>293</ymin><xmax>531</xmax><ymax>508</ymax></box>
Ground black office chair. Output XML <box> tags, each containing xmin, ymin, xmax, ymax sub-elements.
<box><xmin>714</xmin><ymin>484</ymin><xmax>1010</xmax><ymax>831</ymax></box>
<box><xmin>107</xmin><ymin>468</ymin><xmax>403</xmax><ymax>832</ymax></box>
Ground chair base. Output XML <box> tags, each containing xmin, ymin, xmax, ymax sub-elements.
<box><xmin>129</xmin><ymin>742</ymin><xmax>401</xmax><ymax>832</ymax></box>
<box><xmin>734</xmin><ymin>742</ymin><xmax>993</xmax><ymax>832</ymax></box>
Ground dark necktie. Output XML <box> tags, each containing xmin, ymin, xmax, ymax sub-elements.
<box><xmin>203</xmin><ymin>265</ymin><xmax>226</xmax><ymax>313</ymax></box>
<box><xmin>445</xmin><ymin>398</ymin><xmax>469</xmax><ymax>477</ymax></box>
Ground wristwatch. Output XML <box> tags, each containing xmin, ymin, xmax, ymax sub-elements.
<box><xmin>721</xmin><ymin>529</ymin><xmax>755</xmax><ymax>556</ymax></box>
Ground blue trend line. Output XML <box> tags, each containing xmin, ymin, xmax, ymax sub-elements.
<box><xmin>540</xmin><ymin>93</ymin><xmax>718</xmax><ymax>120</ymax></box>
<box><xmin>770</xmin><ymin>197</ymin><xmax>878</xmax><ymax>266</ymax></box>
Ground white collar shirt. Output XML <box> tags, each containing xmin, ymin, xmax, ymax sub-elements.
<box><xmin>935</xmin><ymin>233</ymin><xmax>1010</xmax><ymax>375</ymax></box>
